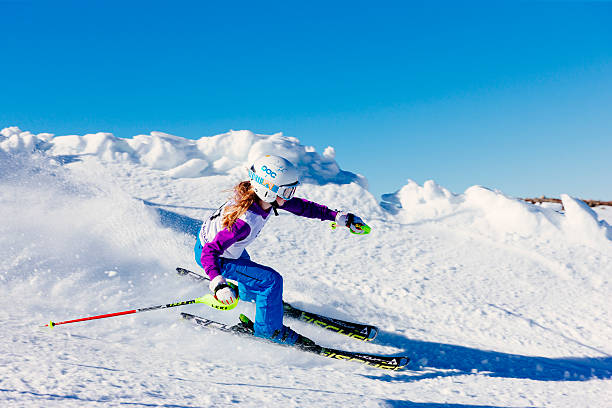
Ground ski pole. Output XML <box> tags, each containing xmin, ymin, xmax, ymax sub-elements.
<box><xmin>45</xmin><ymin>285</ymin><xmax>239</xmax><ymax>328</ymax></box>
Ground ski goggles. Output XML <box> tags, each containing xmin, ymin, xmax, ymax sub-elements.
<box><xmin>276</xmin><ymin>182</ymin><xmax>298</xmax><ymax>201</ymax></box>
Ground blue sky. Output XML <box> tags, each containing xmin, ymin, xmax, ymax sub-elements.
<box><xmin>2</xmin><ymin>1</ymin><xmax>611</xmax><ymax>200</ymax></box>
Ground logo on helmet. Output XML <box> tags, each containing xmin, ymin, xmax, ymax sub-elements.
<box><xmin>261</xmin><ymin>165</ymin><xmax>277</xmax><ymax>178</ymax></box>
<box><xmin>249</xmin><ymin>169</ymin><xmax>278</xmax><ymax>193</ymax></box>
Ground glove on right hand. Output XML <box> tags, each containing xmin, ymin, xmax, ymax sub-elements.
<box><xmin>209</xmin><ymin>275</ymin><xmax>237</xmax><ymax>305</ymax></box>
<box><xmin>335</xmin><ymin>211</ymin><xmax>367</xmax><ymax>234</ymax></box>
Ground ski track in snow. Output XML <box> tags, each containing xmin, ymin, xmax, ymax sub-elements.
<box><xmin>1</xmin><ymin>128</ymin><xmax>611</xmax><ymax>407</ymax></box>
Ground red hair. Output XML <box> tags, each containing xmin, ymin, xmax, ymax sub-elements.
<box><xmin>222</xmin><ymin>181</ymin><xmax>257</xmax><ymax>231</ymax></box>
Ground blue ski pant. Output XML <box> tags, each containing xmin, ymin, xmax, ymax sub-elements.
<box><xmin>194</xmin><ymin>236</ymin><xmax>284</xmax><ymax>338</ymax></box>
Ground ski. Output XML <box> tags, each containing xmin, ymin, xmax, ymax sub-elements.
<box><xmin>177</xmin><ymin>267</ymin><xmax>378</xmax><ymax>341</ymax></box>
<box><xmin>181</xmin><ymin>312</ymin><xmax>409</xmax><ymax>371</ymax></box>
<box><xmin>282</xmin><ymin>303</ymin><xmax>377</xmax><ymax>342</ymax></box>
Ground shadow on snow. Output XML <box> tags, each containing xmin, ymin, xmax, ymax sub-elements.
<box><xmin>380</xmin><ymin>401</ymin><xmax>527</xmax><ymax>408</ymax></box>
<box><xmin>0</xmin><ymin>388</ymin><xmax>205</xmax><ymax>408</ymax></box>
<box><xmin>140</xmin><ymin>199</ymin><xmax>207</xmax><ymax>238</ymax></box>
<box><xmin>367</xmin><ymin>330</ymin><xmax>612</xmax><ymax>383</ymax></box>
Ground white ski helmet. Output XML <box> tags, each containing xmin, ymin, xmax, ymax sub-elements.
<box><xmin>248</xmin><ymin>155</ymin><xmax>300</xmax><ymax>203</ymax></box>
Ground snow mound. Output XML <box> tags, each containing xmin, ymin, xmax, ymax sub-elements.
<box><xmin>4</xmin><ymin>126</ymin><xmax>610</xmax><ymax>250</ymax></box>
<box><xmin>1</xmin><ymin>126</ymin><xmax>364</xmax><ymax>187</ymax></box>
<box><xmin>1</xmin><ymin>126</ymin><xmax>53</xmax><ymax>154</ymax></box>
<box><xmin>382</xmin><ymin>179</ymin><xmax>612</xmax><ymax>250</ymax></box>
<box><xmin>380</xmin><ymin>179</ymin><xmax>460</xmax><ymax>218</ymax></box>
<box><xmin>562</xmin><ymin>194</ymin><xmax>612</xmax><ymax>248</ymax></box>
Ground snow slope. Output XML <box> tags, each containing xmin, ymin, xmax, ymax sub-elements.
<box><xmin>1</xmin><ymin>127</ymin><xmax>611</xmax><ymax>407</ymax></box>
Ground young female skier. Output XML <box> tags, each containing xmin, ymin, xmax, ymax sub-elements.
<box><xmin>194</xmin><ymin>154</ymin><xmax>367</xmax><ymax>347</ymax></box>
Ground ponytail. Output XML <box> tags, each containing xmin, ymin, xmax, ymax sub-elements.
<box><xmin>222</xmin><ymin>181</ymin><xmax>257</xmax><ymax>231</ymax></box>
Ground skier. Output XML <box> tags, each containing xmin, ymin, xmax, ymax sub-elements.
<box><xmin>194</xmin><ymin>154</ymin><xmax>367</xmax><ymax>347</ymax></box>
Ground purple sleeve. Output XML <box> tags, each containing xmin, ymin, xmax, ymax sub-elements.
<box><xmin>200</xmin><ymin>220</ymin><xmax>251</xmax><ymax>280</ymax></box>
<box><xmin>280</xmin><ymin>197</ymin><xmax>337</xmax><ymax>221</ymax></box>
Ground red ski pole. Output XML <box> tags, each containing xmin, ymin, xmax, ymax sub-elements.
<box><xmin>45</xmin><ymin>288</ymin><xmax>239</xmax><ymax>328</ymax></box>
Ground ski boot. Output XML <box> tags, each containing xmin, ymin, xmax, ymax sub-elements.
<box><xmin>270</xmin><ymin>323</ymin><xmax>323</xmax><ymax>352</ymax></box>
<box><xmin>231</xmin><ymin>314</ymin><xmax>255</xmax><ymax>335</ymax></box>
<box><xmin>234</xmin><ymin>314</ymin><xmax>322</xmax><ymax>352</ymax></box>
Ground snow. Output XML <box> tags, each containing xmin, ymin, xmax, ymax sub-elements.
<box><xmin>1</xmin><ymin>126</ymin><xmax>611</xmax><ymax>407</ymax></box>
<box><xmin>0</xmin><ymin>127</ymin><xmax>364</xmax><ymax>187</ymax></box>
